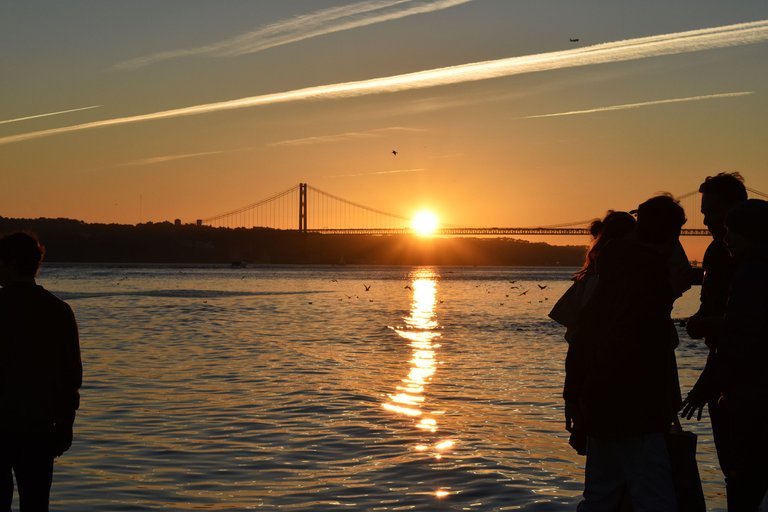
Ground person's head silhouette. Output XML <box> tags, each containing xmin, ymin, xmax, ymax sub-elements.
<box><xmin>699</xmin><ymin>172</ymin><xmax>747</xmax><ymax>241</ymax></box>
<box><xmin>724</xmin><ymin>199</ymin><xmax>768</xmax><ymax>259</ymax></box>
<box><xmin>636</xmin><ymin>195</ymin><xmax>686</xmax><ymax>249</ymax></box>
<box><xmin>0</xmin><ymin>231</ymin><xmax>44</xmax><ymax>285</ymax></box>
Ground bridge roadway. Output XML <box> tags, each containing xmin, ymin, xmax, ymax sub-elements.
<box><xmin>308</xmin><ymin>227</ymin><xmax>712</xmax><ymax>236</ymax></box>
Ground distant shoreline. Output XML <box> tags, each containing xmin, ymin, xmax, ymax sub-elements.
<box><xmin>1</xmin><ymin>216</ymin><xmax>586</xmax><ymax>267</ymax></box>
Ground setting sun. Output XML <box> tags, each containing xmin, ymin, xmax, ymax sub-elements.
<box><xmin>411</xmin><ymin>210</ymin><xmax>439</xmax><ymax>236</ymax></box>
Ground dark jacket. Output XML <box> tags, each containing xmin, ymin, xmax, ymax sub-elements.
<box><xmin>566</xmin><ymin>239</ymin><xmax>677</xmax><ymax>439</ymax></box>
<box><xmin>720</xmin><ymin>241</ymin><xmax>768</xmax><ymax>402</ymax></box>
<box><xmin>699</xmin><ymin>240</ymin><xmax>734</xmax><ymax>327</ymax></box>
<box><xmin>0</xmin><ymin>284</ymin><xmax>82</xmax><ymax>433</ymax></box>
<box><xmin>688</xmin><ymin>239</ymin><xmax>733</xmax><ymax>401</ymax></box>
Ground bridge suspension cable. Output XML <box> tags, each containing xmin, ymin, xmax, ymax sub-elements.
<box><xmin>198</xmin><ymin>183</ymin><xmax>765</xmax><ymax>235</ymax></box>
<box><xmin>199</xmin><ymin>183</ymin><xmax>410</xmax><ymax>230</ymax></box>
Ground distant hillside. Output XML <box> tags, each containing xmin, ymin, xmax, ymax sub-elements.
<box><xmin>0</xmin><ymin>217</ymin><xmax>586</xmax><ymax>266</ymax></box>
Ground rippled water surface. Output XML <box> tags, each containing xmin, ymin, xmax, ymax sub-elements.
<box><xmin>36</xmin><ymin>264</ymin><xmax>728</xmax><ymax>511</ymax></box>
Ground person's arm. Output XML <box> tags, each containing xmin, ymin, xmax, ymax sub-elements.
<box><xmin>53</xmin><ymin>304</ymin><xmax>82</xmax><ymax>457</ymax></box>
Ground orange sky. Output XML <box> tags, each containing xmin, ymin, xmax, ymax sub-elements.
<box><xmin>2</xmin><ymin>1</ymin><xmax>767</xmax><ymax>260</ymax></box>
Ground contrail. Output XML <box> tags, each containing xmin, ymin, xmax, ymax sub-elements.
<box><xmin>117</xmin><ymin>150</ymin><xmax>234</xmax><ymax>167</ymax></box>
<box><xmin>326</xmin><ymin>168</ymin><xmax>427</xmax><ymax>178</ymax></box>
<box><xmin>0</xmin><ymin>105</ymin><xmax>101</xmax><ymax>126</ymax></box>
<box><xmin>270</xmin><ymin>126</ymin><xmax>425</xmax><ymax>146</ymax></box>
<box><xmin>115</xmin><ymin>0</ymin><xmax>470</xmax><ymax>70</ymax></box>
<box><xmin>3</xmin><ymin>20</ymin><xmax>767</xmax><ymax>146</ymax></box>
<box><xmin>520</xmin><ymin>91</ymin><xmax>755</xmax><ymax>119</ymax></box>
<box><xmin>112</xmin><ymin>145</ymin><xmax>259</xmax><ymax>168</ymax></box>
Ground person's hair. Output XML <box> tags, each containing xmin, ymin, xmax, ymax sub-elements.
<box><xmin>636</xmin><ymin>194</ymin><xmax>687</xmax><ymax>244</ymax></box>
<box><xmin>0</xmin><ymin>232</ymin><xmax>45</xmax><ymax>277</ymax></box>
<box><xmin>725</xmin><ymin>199</ymin><xmax>768</xmax><ymax>243</ymax></box>
<box><xmin>575</xmin><ymin>210</ymin><xmax>636</xmax><ymax>280</ymax></box>
<box><xmin>699</xmin><ymin>172</ymin><xmax>747</xmax><ymax>204</ymax></box>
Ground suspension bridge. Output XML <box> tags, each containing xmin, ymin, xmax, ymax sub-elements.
<box><xmin>198</xmin><ymin>183</ymin><xmax>767</xmax><ymax>237</ymax></box>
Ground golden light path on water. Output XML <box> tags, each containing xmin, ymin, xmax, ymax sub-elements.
<box><xmin>381</xmin><ymin>269</ymin><xmax>454</xmax><ymax>499</ymax></box>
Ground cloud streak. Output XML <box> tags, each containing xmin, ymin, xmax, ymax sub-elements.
<box><xmin>520</xmin><ymin>91</ymin><xmax>755</xmax><ymax>119</ymax></box>
<box><xmin>0</xmin><ymin>105</ymin><xmax>101</xmax><ymax>126</ymax></box>
<box><xmin>3</xmin><ymin>20</ymin><xmax>767</xmax><ymax>146</ymax></box>
<box><xmin>115</xmin><ymin>0</ymin><xmax>471</xmax><ymax>70</ymax></box>
<box><xmin>270</xmin><ymin>127</ymin><xmax>425</xmax><ymax>146</ymax></box>
<box><xmin>116</xmin><ymin>150</ymin><xmax>236</xmax><ymax>168</ymax></box>
<box><xmin>326</xmin><ymin>168</ymin><xmax>427</xmax><ymax>178</ymax></box>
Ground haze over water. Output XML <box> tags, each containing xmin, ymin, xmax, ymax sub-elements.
<box><xmin>38</xmin><ymin>264</ymin><xmax>724</xmax><ymax>511</ymax></box>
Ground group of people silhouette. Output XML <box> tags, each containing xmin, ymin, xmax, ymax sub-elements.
<box><xmin>552</xmin><ymin>173</ymin><xmax>768</xmax><ymax>511</ymax></box>
<box><xmin>1</xmin><ymin>174</ymin><xmax>766</xmax><ymax>511</ymax></box>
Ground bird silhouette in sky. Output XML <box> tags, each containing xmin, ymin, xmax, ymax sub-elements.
<box><xmin>519</xmin><ymin>290</ymin><xmax>529</xmax><ymax>296</ymax></box>
<box><xmin>570</xmin><ymin>38</ymin><xmax>580</xmax><ymax>42</ymax></box>
<box><xmin>364</xmin><ymin>284</ymin><xmax>371</xmax><ymax>291</ymax></box>
<box><xmin>537</xmin><ymin>284</ymin><xmax>548</xmax><ymax>290</ymax></box>
<box><xmin>392</xmin><ymin>150</ymin><xmax>398</xmax><ymax>156</ymax></box>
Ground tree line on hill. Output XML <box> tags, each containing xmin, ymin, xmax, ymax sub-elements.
<box><xmin>0</xmin><ymin>217</ymin><xmax>586</xmax><ymax>266</ymax></box>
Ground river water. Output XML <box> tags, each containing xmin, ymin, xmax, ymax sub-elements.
<box><xmin>35</xmin><ymin>264</ymin><xmax>729</xmax><ymax>511</ymax></box>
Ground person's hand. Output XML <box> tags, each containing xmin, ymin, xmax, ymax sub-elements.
<box><xmin>686</xmin><ymin>315</ymin><xmax>706</xmax><ymax>339</ymax></box>
<box><xmin>680</xmin><ymin>392</ymin><xmax>706</xmax><ymax>421</ymax></box>
<box><xmin>52</xmin><ymin>423</ymin><xmax>74</xmax><ymax>457</ymax></box>
<box><xmin>565</xmin><ymin>401</ymin><xmax>584</xmax><ymax>433</ymax></box>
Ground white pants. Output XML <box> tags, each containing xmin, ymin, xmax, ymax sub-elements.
<box><xmin>577</xmin><ymin>433</ymin><xmax>677</xmax><ymax>512</ymax></box>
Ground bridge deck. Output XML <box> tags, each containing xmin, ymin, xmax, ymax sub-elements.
<box><xmin>307</xmin><ymin>227</ymin><xmax>711</xmax><ymax>236</ymax></box>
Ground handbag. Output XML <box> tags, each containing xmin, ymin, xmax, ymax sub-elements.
<box><xmin>549</xmin><ymin>274</ymin><xmax>598</xmax><ymax>329</ymax></box>
<box><xmin>666</xmin><ymin>427</ymin><xmax>707</xmax><ymax>512</ymax></box>
<box><xmin>616</xmin><ymin>428</ymin><xmax>707</xmax><ymax>512</ymax></box>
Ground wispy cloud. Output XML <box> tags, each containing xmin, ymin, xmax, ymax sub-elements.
<box><xmin>3</xmin><ymin>20</ymin><xmax>767</xmax><ymax>146</ymax></box>
<box><xmin>326</xmin><ymin>167</ymin><xmax>427</xmax><ymax>178</ymax></box>
<box><xmin>111</xmin><ymin>146</ymin><xmax>256</xmax><ymax>169</ymax></box>
<box><xmin>520</xmin><ymin>91</ymin><xmax>754</xmax><ymax>119</ymax></box>
<box><xmin>0</xmin><ymin>105</ymin><xmax>101</xmax><ymax>126</ymax></box>
<box><xmin>115</xmin><ymin>0</ymin><xmax>471</xmax><ymax>70</ymax></box>
<box><xmin>270</xmin><ymin>127</ymin><xmax>425</xmax><ymax>146</ymax></box>
<box><xmin>117</xmin><ymin>150</ymin><xmax>233</xmax><ymax>167</ymax></box>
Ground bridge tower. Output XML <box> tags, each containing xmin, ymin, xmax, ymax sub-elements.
<box><xmin>298</xmin><ymin>183</ymin><xmax>307</xmax><ymax>232</ymax></box>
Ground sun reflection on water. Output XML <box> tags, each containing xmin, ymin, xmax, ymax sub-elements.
<box><xmin>382</xmin><ymin>268</ymin><xmax>457</xmax><ymax>475</ymax></box>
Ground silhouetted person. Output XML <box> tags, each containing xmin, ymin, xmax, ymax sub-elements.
<box><xmin>571</xmin><ymin>195</ymin><xmax>687</xmax><ymax>511</ymax></box>
<box><xmin>0</xmin><ymin>232</ymin><xmax>82</xmax><ymax>512</ymax></box>
<box><xmin>716</xmin><ymin>199</ymin><xmax>768</xmax><ymax>511</ymax></box>
<box><xmin>680</xmin><ymin>172</ymin><xmax>748</xmax><ymax>498</ymax></box>
<box><xmin>556</xmin><ymin>210</ymin><xmax>636</xmax><ymax>455</ymax></box>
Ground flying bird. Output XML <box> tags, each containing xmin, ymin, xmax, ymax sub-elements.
<box><xmin>570</xmin><ymin>38</ymin><xmax>580</xmax><ymax>42</ymax></box>
<box><xmin>364</xmin><ymin>284</ymin><xmax>371</xmax><ymax>291</ymax></box>
<box><xmin>519</xmin><ymin>290</ymin><xmax>529</xmax><ymax>296</ymax></box>
<box><xmin>537</xmin><ymin>284</ymin><xmax>548</xmax><ymax>290</ymax></box>
<box><xmin>392</xmin><ymin>150</ymin><xmax>398</xmax><ymax>156</ymax></box>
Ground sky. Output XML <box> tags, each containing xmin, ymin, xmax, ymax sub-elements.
<box><xmin>2</xmin><ymin>0</ymin><xmax>767</xmax><ymax>258</ymax></box>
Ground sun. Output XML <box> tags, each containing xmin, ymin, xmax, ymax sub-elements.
<box><xmin>411</xmin><ymin>210</ymin><xmax>439</xmax><ymax>236</ymax></box>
